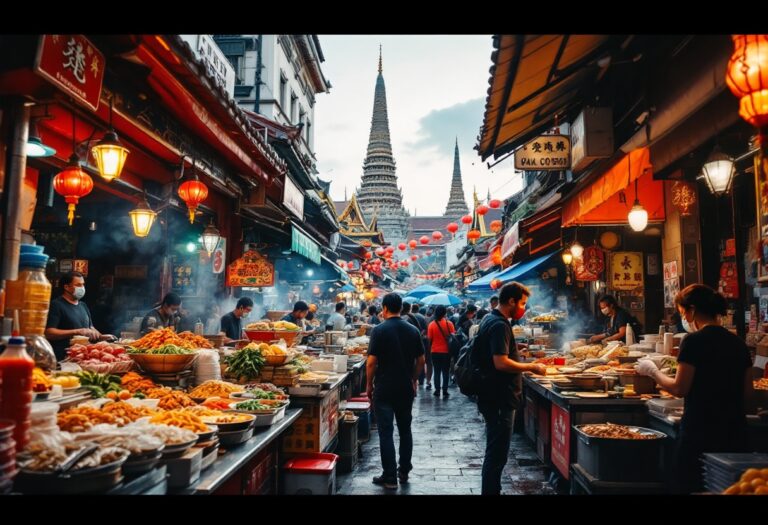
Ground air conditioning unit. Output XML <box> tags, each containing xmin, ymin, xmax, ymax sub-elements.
<box><xmin>571</xmin><ymin>107</ymin><xmax>613</xmax><ymax>173</ymax></box>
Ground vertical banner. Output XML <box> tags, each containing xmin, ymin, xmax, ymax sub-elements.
<box><xmin>550</xmin><ymin>404</ymin><xmax>571</xmax><ymax>480</ymax></box>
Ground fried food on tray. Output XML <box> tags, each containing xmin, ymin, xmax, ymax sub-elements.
<box><xmin>189</xmin><ymin>380</ymin><xmax>244</xmax><ymax>399</ymax></box>
<box><xmin>580</xmin><ymin>422</ymin><xmax>659</xmax><ymax>440</ymax></box>
<box><xmin>149</xmin><ymin>410</ymin><xmax>208</xmax><ymax>433</ymax></box>
<box><xmin>121</xmin><ymin>372</ymin><xmax>157</xmax><ymax>393</ymax></box>
<box><xmin>57</xmin><ymin>406</ymin><xmax>117</xmax><ymax>432</ymax></box>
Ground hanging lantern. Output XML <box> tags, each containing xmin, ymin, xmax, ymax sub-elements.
<box><xmin>407</xmin><ymin>239</ymin><xmax>417</xmax><ymax>249</ymax></box>
<box><xmin>419</xmin><ymin>235</ymin><xmax>429</xmax><ymax>245</ymax></box>
<box><xmin>467</xmin><ymin>229</ymin><xmax>481</xmax><ymax>242</ymax></box>
<box><xmin>402</xmin><ymin>261</ymin><xmax>409</xmax><ymax>267</ymax></box>
<box><xmin>200</xmin><ymin>220</ymin><xmax>221</xmax><ymax>256</ymax></box>
<box><xmin>398</xmin><ymin>242</ymin><xmax>407</xmax><ymax>251</ymax></box>
<box><xmin>570</xmin><ymin>240</ymin><xmax>584</xmax><ymax>258</ymax></box>
<box><xmin>562</xmin><ymin>250</ymin><xmax>573</xmax><ymax>265</ymax></box>
<box><xmin>490</xmin><ymin>219</ymin><xmax>503</xmax><ymax>233</ymax></box>
<box><xmin>53</xmin><ymin>154</ymin><xmax>94</xmax><ymax>226</ymax></box>
<box><xmin>411</xmin><ymin>255</ymin><xmax>418</xmax><ymax>262</ymax></box>
<box><xmin>375</xmin><ymin>247</ymin><xmax>385</xmax><ymax>256</ymax></box>
<box><xmin>364</xmin><ymin>251</ymin><xmax>373</xmax><ymax>260</ymax></box>
<box><xmin>489</xmin><ymin>199</ymin><xmax>502</xmax><ymax>209</ymax></box>
<box><xmin>700</xmin><ymin>147</ymin><xmax>736</xmax><ymax>196</ymax></box>
<box><xmin>129</xmin><ymin>192</ymin><xmax>157</xmax><ymax>238</ymax></box>
<box><xmin>431</xmin><ymin>230</ymin><xmax>443</xmax><ymax>241</ymax></box>
<box><xmin>460</xmin><ymin>214</ymin><xmax>473</xmax><ymax>225</ymax></box>
<box><xmin>446</xmin><ymin>222</ymin><xmax>459</xmax><ymax>235</ymax></box>
<box><xmin>91</xmin><ymin>98</ymin><xmax>129</xmax><ymax>182</ymax></box>
<box><xmin>726</xmin><ymin>35</ymin><xmax>768</xmax><ymax>128</ymax></box>
<box><xmin>477</xmin><ymin>204</ymin><xmax>489</xmax><ymax>216</ymax></box>
<box><xmin>386</xmin><ymin>245</ymin><xmax>395</xmax><ymax>253</ymax></box>
<box><xmin>491</xmin><ymin>245</ymin><xmax>502</xmax><ymax>265</ymax></box>
<box><xmin>348</xmin><ymin>261</ymin><xmax>356</xmax><ymax>270</ymax></box>
<box><xmin>628</xmin><ymin>203</ymin><xmax>649</xmax><ymax>232</ymax></box>
<box><xmin>490</xmin><ymin>278</ymin><xmax>502</xmax><ymax>290</ymax></box>
<box><xmin>362</xmin><ymin>240</ymin><xmax>372</xmax><ymax>248</ymax></box>
<box><xmin>178</xmin><ymin>174</ymin><xmax>208</xmax><ymax>224</ymax></box>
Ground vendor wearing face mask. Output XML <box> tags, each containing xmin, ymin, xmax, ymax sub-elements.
<box><xmin>588</xmin><ymin>295</ymin><xmax>631</xmax><ymax>344</ymax></box>
<box><xmin>140</xmin><ymin>293</ymin><xmax>182</xmax><ymax>335</ymax></box>
<box><xmin>220</xmin><ymin>297</ymin><xmax>253</xmax><ymax>342</ymax></box>
<box><xmin>636</xmin><ymin>284</ymin><xmax>752</xmax><ymax>493</ymax></box>
<box><xmin>45</xmin><ymin>271</ymin><xmax>116</xmax><ymax>360</ymax></box>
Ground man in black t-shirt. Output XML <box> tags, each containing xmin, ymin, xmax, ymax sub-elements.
<box><xmin>366</xmin><ymin>293</ymin><xmax>425</xmax><ymax>490</ymax></box>
<box><xmin>457</xmin><ymin>304</ymin><xmax>477</xmax><ymax>338</ymax></box>
<box><xmin>220</xmin><ymin>297</ymin><xmax>253</xmax><ymax>341</ymax></box>
<box><xmin>474</xmin><ymin>282</ymin><xmax>546</xmax><ymax>495</ymax></box>
<box><xmin>45</xmin><ymin>271</ymin><xmax>115</xmax><ymax>360</ymax></box>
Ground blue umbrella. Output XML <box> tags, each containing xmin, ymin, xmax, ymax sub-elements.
<box><xmin>419</xmin><ymin>293</ymin><xmax>463</xmax><ymax>307</ymax></box>
<box><xmin>403</xmin><ymin>284</ymin><xmax>444</xmax><ymax>299</ymax></box>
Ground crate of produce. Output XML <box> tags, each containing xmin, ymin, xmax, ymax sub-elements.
<box><xmin>574</xmin><ymin>423</ymin><xmax>667</xmax><ymax>482</ymax></box>
<box><xmin>281</xmin><ymin>452</ymin><xmax>338</xmax><ymax>495</ymax></box>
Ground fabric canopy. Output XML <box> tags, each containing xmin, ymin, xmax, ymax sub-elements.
<box><xmin>561</xmin><ymin>147</ymin><xmax>664</xmax><ymax>227</ymax></box>
<box><xmin>467</xmin><ymin>269</ymin><xmax>504</xmax><ymax>291</ymax></box>
<box><xmin>497</xmin><ymin>251</ymin><xmax>558</xmax><ymax>284</ymax></box>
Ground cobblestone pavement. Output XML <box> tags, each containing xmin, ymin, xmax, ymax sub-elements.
<box><xmin>337</xmin><ymin>384</ymin><xmax>559</xmax><ymax>495</ymax></box>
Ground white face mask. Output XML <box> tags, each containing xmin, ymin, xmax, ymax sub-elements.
<box><xmin>242</xmin><ymin>311</ymin><xmax>251</xmax><ymax>319</ymax></box>
<box><xmin>682</xmin><ymin>316</ymin><xmax>697</xmax><ymax>333</ymax></box>
<box><xmin>72</xmin><ymin>286</ymin><xmax>85</xmax><ymax>300</ymax></box>
<box><xmin>600</xmin><ymin>307</ymin><xmax>610</xmax><ymax>315</ymax></box>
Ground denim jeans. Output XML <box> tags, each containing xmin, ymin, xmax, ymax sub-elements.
<box><xmin>478</xmin><ymin>401</ymin><xmax>515</xmax><ymax>495</ymax></box>
<box><xmin>432</xmin><ymin>353</ymin><xmax>451</xmax><ymax>391</ymax></box>
<box><xmin>373</xmin><ymin>397</ymin><xmax>414</xmax><ymax>480</ymax></box>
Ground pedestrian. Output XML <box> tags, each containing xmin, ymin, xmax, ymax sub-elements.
<box><xmin>489</xmin><ymin>296</ymin><xmax>499</xmax><ymax>311</ymax></box>
<box><xmin>366</xmin><ymin>293</ymin><xmax>425</xmax><ymax>490</ymax></box>
<box><xmin>367</xmin><ymin>305</ymin><xmax>381</xmax><ymax>325</ymax></box>
<box><xmin>457</xmin><ymin>304</ymin><xmax>478</xmax><ymax>338</ymax></box>
<box><xmin>411</xmin><ymin>304</ymin><xmax>432</xmax><ymax>389</ymax></box>
<box><xmin>427</xmin><ymin>305</ymin><xmax>455</xmax><ymax>398</ymax></box>
<box><xmin>636</xmin><ymin>284</ymin><xmax>753</xmax><ymax>493</ymax></box>
<box><xmin>474</xmin><ymin>282</ymin><xmax>546</xmax><ymax>495</ymax></box>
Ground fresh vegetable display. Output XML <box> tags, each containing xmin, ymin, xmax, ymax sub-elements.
<box><xmin>73</xmin><ymin>371</ymin><xmax>123</xmax><ymax>398</ymax></box>
<box><xmin>233</xmin><ymin>399</ymin><xmax>273</xmax><ymax>411</ymax></box>
<box><xmin>127</xmin><ymin>343</ymin><xmax>194</xmax><ymax>355</ymax></box>
<box><xmin>225</xmin><ymin>346</ymin><xmax>266</xmax><ymax>381</ymax></box>
<box><xmin>32</xmin><ymin>367</ymin><xmax>52</xmax><ymax>392</ymax></box>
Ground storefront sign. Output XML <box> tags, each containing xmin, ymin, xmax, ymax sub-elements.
<box><xmin>58</xmin><ymin>259</ymin><xmax>73</xmax><ymax>273</ymax></box>
<box><xmin>610</xmin><ymin>252</ymin><xmax>644</xmax><ymax>291</ymax></box>
<box><xmin>671</xmin><ymin>181</ymin><xmax>696</xmax><ymax>216</ymax></box>
<box><xmin>719</xmin><ymin>262</ymin><xmax>739</xmax><ymax>299</ymax></box>
<box><xmin>574</xmin><ymin>245</ymin><xmax>604</xmax><ymax>281</ymax></box>
<box><xmin>227</xmin><ymin>249</ymin><xmax>275</xmax><ymax>287</ymax></box>
<box><xmin>34</xmin><ymin>35</ymin><xmax>105</xmax><ymax>111</ymax></box>
<box><xmin>59</xmin><ymin>259</ymin><xmax>88</xmax><ymax>276</ymax></box>
<box><xmin>291</xmin><ymin>226</ymin><xmax>320</xmax><ymax>265</ymax></box>
<box><xmin>114</xmin><ymin>265</ymin><xmax>148</xmax><ymax>280</ymax></box>
<box><xmin>663</xmin><ymin>260</ymin><xmax>678</xmax><ymax>280</ymax></box>
<box><xmin>514</xmin><ymin>134</ymin><xmax>571</xmax><ymax>170</ymax></box>
<box><xmin>550</xmin><ymin>404</ymin><xmax>570</xmax><ymax>480</ymax></box>
<box><xmin>283</xmin><ymin>176</ymin><xmax>305</xmax><ymax>220</ymax></box>
<box><xmin>212</xmin><ymin>238</ymin><xmax>226</xmax><ymax>274</ymax></box>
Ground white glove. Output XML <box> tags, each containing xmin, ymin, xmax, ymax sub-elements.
<box><xmin>636</xmin><ymin>359</ymin><xmax>659</xmax><ymax>377</ymax></box>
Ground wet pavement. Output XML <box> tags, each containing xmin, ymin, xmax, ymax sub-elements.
<box><xmin>337</xmin><ymin>383</ymin><xmax>559</xmax><ymax>495</ymax></box>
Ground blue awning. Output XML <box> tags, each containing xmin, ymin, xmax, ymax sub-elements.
<box><xmin>467</xmin><ymin>269</ymin><xmax>504</xmax><ymax>291</ymax></box>
<box><xmin>339</xmin><ymin>283</ymin><xmax>356</xmax><ymax>292</ymax></box>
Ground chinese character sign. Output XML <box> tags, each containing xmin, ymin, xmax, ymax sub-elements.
<box><xmin>574</xmin><ymin>245</ymin><xmax>604</xmax><ymax>281</ymax></box>
<box><xmin>226</xmin><ymin>249</ymin><xmax>275</xmax><ymax>287</ymax></box>
<box><xmin>610</xmin><ymin>252</ymin><xmax>644</xmax><ymax>291</ymax></box>
<box><xmin>34</xmin><ymin>35</ymin><xmax>105</xmax><ymax>111</ymax></box>
<box><xmin>514</xmin><ymin>135</ymin><xmax>571</xmax><ymax>170</ymax></box>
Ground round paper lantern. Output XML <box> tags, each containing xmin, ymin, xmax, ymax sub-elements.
<box><xmin>431</xmin><ymin>231</ymin><xmax>443</xmax><ymax>241</ymax></box>
<box><xmin>411</xmin><ymin>255</ymin><xmax>418</xmax><ymax>261</ymax></box>
<box><xmin>375</xmin><ymin>247</ymin><xmax>385</xmax><ymax>256</ymax></box>
<box><xmin>364</xmin><ymin>251</ymin><xmax>372</xmax><ymax>260</ymax></box>
<box><xmin>467</xmin><ymin>229</ymin><xmax>481</xmax><ymax>241</ymax></box>
<box><xmin>408</xmin><ymin>239</ymin><xmax>418</xmax><ymax>249</ymax></box>
<box><xmin>491</xmin><ymin>245</ymin><xmax>502</xmax><ymax>265</ymax></box>
<box><xmin>178</xmin><ymin>177</ymin><xmax>208</xmax><ymax>224</ymax></box>
<box><xmin>726</xmin><ymin>35</ymin><xmax>768</xmax><ymax>128</ymax></box>
<box><xmin>53</xmin><ymin>155</ymin><xmax>93</xmax><ymax>226</ymax></box>
<box><xmin>460</xmin><ymin>214</ymin><xmax>473</xmax><ymax>225</ymax></box>
<box><xmin>490</xmin><ymin>219</ymin><xmax>503</xmax><ymax>233</ymax></box>
<box><xmin>477</xmin><ymin>205</ymin><xmax>489</xmax><ymax>216</ymax></box>
<box><xmin>419</xmin><ymin>235</ymin><xmax>429</xmax><ymax>245</ymax></box>
<box><xmin>398</xmin><ymin>242</ymin><xmax>407</xmax><ymax>251</ymax></box>
<box><xmin>446</xmin><ymin>222</ymin><xmax>459</xmax><ymax>235</ymax></box>
<box><xmin>386</xmin><ymin>245</ymin><xmax>395</xmax><ymax>253</ymax></box>
<box><xmin>490</xmin><ymin>278</ymin><xmax>502</xmax><ymax>290</ymax></box>
<box><xmin>489</xmin><ymin>199</ymin><xmax>502</xmax><ymax>209</ymax></box>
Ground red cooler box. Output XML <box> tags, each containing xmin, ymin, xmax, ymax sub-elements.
<box><xmin>281</xmin><ymin>453</ymin><xmax>338</xmax><ymax>495</ymax></box>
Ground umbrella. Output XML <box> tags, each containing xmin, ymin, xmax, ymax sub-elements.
<box><xmin>402</xmin><ymin>284</ymin><xmax>444</xmax><ymax>299</ymax></box>
<box><xmin>419</xmin><ymin>293</ymin><xmax>463</xmax><ymax>307</ymax></box>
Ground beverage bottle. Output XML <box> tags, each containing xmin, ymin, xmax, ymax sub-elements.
<box><xmin>4</xmin><ymin>245</ymin><xmax>51</xmax><ymax>336</ymax></box>
<box><xmin>625</xmin><ymin>323</ymin><xmax>635</xmax><ymax>346</ymax></box>
<box><xmin>0</xmin><ymin>336</ymin><xmax>34</xmax><ymax>452</ymax></box>
<box><xmin>195</xmin><ymin>319</ymin><xmax>204</xmax><ymax>336</ymax></box>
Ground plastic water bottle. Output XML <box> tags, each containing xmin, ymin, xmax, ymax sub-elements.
<box><xmin>625</xmin><ymin>323</ymin><xmax>635</xmax><ymax>346</ymax></box>
<box><xmin>194</xmin><ymin>319</ymin><xmax>204</xmax><ymax>336</ymax></box>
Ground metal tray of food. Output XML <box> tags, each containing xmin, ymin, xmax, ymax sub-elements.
<box><xmin>217</xmin><ymin>426</ymin><xmax>254</xmax><ymax>447</ymax></box>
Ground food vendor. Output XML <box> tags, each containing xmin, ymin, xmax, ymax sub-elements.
<box><xmin>588</xmin><ymin>295</ymin><xmax>630</xmax><ymax>344</ymax></box>
<box><xmin>45</xmin><ymin>271</ymin><xmax>116</xmax><ymax>360</ymax></box>
<box><xmin>220</xmin><ymin>297</ymin><xmax>253</xmax><ymax>342</ymax></box>
<box><xmin>282</xmin><ymin>301</ymin><xmax>310</xmax><ymax>328</ymax></box>
<box><xmin>139</xmin><ymin>292</ymin><xmax>182</xmax><ymax>335</ymax></box>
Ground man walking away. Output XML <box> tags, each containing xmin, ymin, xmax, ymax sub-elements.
<box><xmin>457</xmin><ymin>304</ymin><xmax>477</xmax><ymax>338</ymax></box>
<box><xmin>411</xmin><ymin>304</ymin><xmax>432</xmax><ymax>389</ymax></box>
<box><xmin>367</xmin><ymin>293</ymin><xmax>425</xmax><ymax>490</ymax></box>
<box><xmin>475</xmin><ymin>282</ymin><xmax>546</xmax><ymax>495</ymax></box>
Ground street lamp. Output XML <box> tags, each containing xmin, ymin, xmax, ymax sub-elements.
<box><xmin>700</xmin><ymin>147</ymin><xmax>736</xmax><ymax>196</ymax></box>
<box><xmin>129</xmin><ymin>192</ymin><xmax>157</xmax><ymax>238</ymax></box>
<box><xmin>200</xmin><ymin>220</ymin><xmax>221</xmax><ymax>256</ymax></box>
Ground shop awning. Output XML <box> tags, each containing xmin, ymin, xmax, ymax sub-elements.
<box><xmin>561</xmin><ymin>147</ymin><xmax>665</xmax><ymax>227</ymax></box>
<box><xmin>477</xmin><ymin>35</ymin><xmax>619</xmax><ymax>160</ymax></box>
<box><xmin>467</xmin><ymin>269</ymin><xmax>504</xmax><ymax>292</ymax></box>
<box><xmin>498</xmin><ymin>251</ymin><xmax>559</xmax><ymax>284</ymax></box>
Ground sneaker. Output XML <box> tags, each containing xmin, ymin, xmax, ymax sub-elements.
<box><xmin>433</xmin><ymin>390</ymin><xmax>440</xmax><ymax>397</ymax></box>
<box><xmin>425</xmin><ymin>383</ymin><xmax>432</xmax><ymax>390</ymax></box>
<box><xmin>398</xmin><ymin>470</ymin><xmax>410</xmax><ymax>483</ymax></box>
<box><xmin>372</xmin><ymin>475</ymin><xmax>398</xmax><ymax>489</ymax></box>
<box><xmin>442</xmin><ymin>390</ymin><xmax>450</xmax><ymax>398</ymax></box>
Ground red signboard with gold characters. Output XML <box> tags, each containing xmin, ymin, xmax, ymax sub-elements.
<box><xmin>226</xmin><ymin>249</ymin><xmax>274</xmax><ymax>287</ymax></box>
<box><xmin>34</xmin><ymin>35</ymin><xmax>105</xmax><ymax>111</ymax></box>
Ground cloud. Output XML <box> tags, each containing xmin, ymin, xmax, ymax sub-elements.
<box><xmin>405</xmin><ymin>98</ymin><xmax>485</xmax><ymax>156</ymax></box>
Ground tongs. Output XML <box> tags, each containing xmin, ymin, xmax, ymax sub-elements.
<box><xmin>54</xmin><ymin>444</ymin><xmax>100</xmax><ymax>475</ymax></box>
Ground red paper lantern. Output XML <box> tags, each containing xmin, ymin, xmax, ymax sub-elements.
<box><xmin>375</xmin><ymin>247</ymin><xmax>385</xmax><ymax>256</ymax></box>
<box><xmin>467</xmin><ymin>229</ymin><xmax>481</xmax><ymax>241</ymax></box>
<box><xmin>362</xmin><ymin>240</ymin><xmax>372</xmax><ymax>248</ymax></box>
<box><xmin>408</xmin><ymin>239</ymin><xmax>418</xmax><ymax>249</ymax></box>
<box><xmin>386</xmin><ymin>245</ymin><xmax>395</xmax><ymax>253</ymax></box>
<box><xmin>419</xmin><ymin>235</ymin><xmax>429</xmax><ymax>245</ymax></box>
<box><xmin>431</xmin><ymin>231</ymin><xmax>443</xmax><ymax>241</ymax></box>
<box><xmin>491</xmin><ymin>245</ymin><xmax>502</xmax><ymax>265</ymax></box>
<box><xmin>364</xmin><ymin>251</ymin><xmax>373</xmax><ymax>260</ymax></box>
<box><xmin>477</xmin><ymin>204</ymin><xmax>489</xmax><ymax>216</ymax></box>
<box><xmin>490</xmin><ymin>219</ymin><xmax>503</xmax><ymax>233</ymax></box>
<box><xmin>348</xmin><ymin>261</ymin><xmax>356</xmax><ymax>270</ymax></box>
<box><xmin>411</xmin><ymin>255</ymin><xmax>418</xmax><ymax>261</ymax></box>
<box><xmin>53</xmin><ymin>155</ymin><xmax>93</xmax><ymax>226</ymax></box>
<box><xmin>490</xmin><ymin>278</ymin><xmax>502</xmax><ymax>290</ymax></box>
<box><xmin>178</xmin><ymin>178</ymin><xmax>208</xmax><ymax>224</ymax></box>
<box><xmin>489</xmin><ymin>199</ymin><xmax>502</xmax><ymax>209</ymax></box>
<box><xmin>460</xmin><ymin>214</ymin><xmax>473</xmax><ymax>225</ymax></box>
<box><xmin>398</xmin><ymin>242</ymin><xmax>407</xmax><ymax>251</ymax></box>
<box><xmin>402</xmin><ymin>261</ymin><xmax>409</xmax><ymax>267</ymax></box>
<box><xmin>726</xmin><ymin>35</ymin><xmax>768</xmax><ymax>128</ymax></box>
<box><xmin>446</xmin><ymin>222</ymin><xmax>459</xmax><ymax>235</ymax></box>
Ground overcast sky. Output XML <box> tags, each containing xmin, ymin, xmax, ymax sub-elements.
<box><xmin>314</xmin><ymin>35</ymin><xmax>522</xmax><ymax>216</ymax></box>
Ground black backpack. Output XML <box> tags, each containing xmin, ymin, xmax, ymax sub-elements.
<box><xmin>454</xmin><ymin>335</ymin><xmax>485</xmax><ymax>396</ymax></box>
<box><xmin>434</xmin><ymin>320</ymin><xmax>465</xmax><ymax>358</ymax></box>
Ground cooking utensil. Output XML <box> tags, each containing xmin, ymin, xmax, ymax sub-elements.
<box><xmin>56</xmin><ymin>444</ymin><xmax>100</xmax><ymax>474</ymax></box>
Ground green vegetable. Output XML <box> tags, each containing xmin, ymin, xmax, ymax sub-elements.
<box><xmin>82</xmin><ymin>385</ymin><xmax>105</xmax><ymax>399</ymax></box>
<box><xmin>127</xmin><ymin>344</ymin><xmax>193</xmax><ymax>355</ymax></box>
<box><xmin>133</xmin><ymin>391</ymin><xmax>146</xmax><ymax>399</ymax></box>
<box><xmin>226</xmin><ymin>347</ymin><xmax>266</xmax><ymax>381</ymax></box>
<box><xmin>234</xmin><ymin>399</ymin><xmax>271</xmax><ymax>411</ymax></box>
<box><xmin>75</xmin><ymin>371</ymin><xmax>121</xmax><ymax>389</ymax></box>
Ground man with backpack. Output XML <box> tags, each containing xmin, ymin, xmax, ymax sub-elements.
<box><xmin>472</xmin><ymin>282</ymin><xmax>546</xmax><ymax>495</ymax></box>
<box><xmin>366</xmin><ymin>293</ymin><xmax>426</xmax><ymax>490</ymax></box>
<box><xmin>405</xmin><ymin>303</ymin><xmax>432</xmax><ymax>389</ymax></box>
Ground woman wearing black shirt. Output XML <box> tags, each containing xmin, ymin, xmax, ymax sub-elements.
<box><xmin>637</xmin><ymin>284</ymin><xmax>752</xmax><ymax>493</ymax></box>
<box><xmin>589</xmin><ymin>295</ymin><xmax>631</xmax><ymax>343</ymax></box>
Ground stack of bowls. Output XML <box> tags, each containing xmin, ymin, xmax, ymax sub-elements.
<box><xmin>194</xmin><ymin>350</ymin><xmax>221</xmax><ymax>385</ymax></box>
<box><xmin>0</xmin><ymin>420</ymin><xmax>17</xmax><ymax>493</ymax></box>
